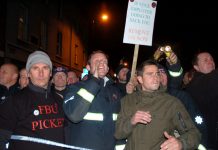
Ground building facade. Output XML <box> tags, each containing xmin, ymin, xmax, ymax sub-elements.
<box><xmin>0</xmin><ymin>0</ymin><xmax>88</xmax><ymax>75</ymax></box>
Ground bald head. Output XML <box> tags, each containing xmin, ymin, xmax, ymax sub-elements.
<box><xmin>0</xmin><ymin>63</ymin><xmax>18</xmax><ymax>88</ymax></box>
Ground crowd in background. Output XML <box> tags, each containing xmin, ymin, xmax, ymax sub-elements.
<box><xmin>0</xmin><ymin>48</ymin><xmax>217</xmax><ymax>150</ymax></box>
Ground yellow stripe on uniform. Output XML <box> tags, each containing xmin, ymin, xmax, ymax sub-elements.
<box><xmin>115</xmin><ymin>144</ymin><xmax>126</xmax><ymax>150</ymax></box>
<box><xmin>169</xmin><ymin>67</ymin><xmax>183</xmax><ymax>77</ymax></box>
<box><xmin>83</xmin><ymin>112</ymin><xmax>103</xmax><ymax>121</ymax></box>
<box><xmin>113</xmin><ymin>113</ymin><xmax>118</xmax><ymax>121</ymax></box>
<box><xmin>198</xmin><ymin>144</ymin><xmax>206</xmax><ymax>150</ymax></box>
<box><xmin>77</xmin><ymin>88</ymin><xmax>94</xmax><ymax>103</ymax></box>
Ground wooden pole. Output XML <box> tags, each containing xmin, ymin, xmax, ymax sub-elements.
<box><xmin>130</xmin><ymin>44</ymin><xmax>139</xmax><ymax>79</ymax></box>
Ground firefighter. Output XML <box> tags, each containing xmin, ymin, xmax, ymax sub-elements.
<box><xmin>63</xmin><ymin>50</ymin><xmax>124</xmax><ymax>150</ymax></box>
<box><xmin>0</xmin><ymin>51</ymin><xmax>65</xmax><ymax>150</ymax></box>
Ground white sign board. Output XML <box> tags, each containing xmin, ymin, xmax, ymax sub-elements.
<box><xmin>123</xmin><ymin>0</ymin><xmax>157</xmax><ymax>46</ymax></box>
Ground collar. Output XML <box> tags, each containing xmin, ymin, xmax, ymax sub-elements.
<box><xmin>103</xmin><ymin>76</ymin><xmax>109</xmax><ymax>87</ymax></box>
<box><xmin>138</xmin><ymin>86</ymin><xmax>166</xmax><ymax>98</ymax></box>
<box><xmin>28</xmin><ymin>81</ymin><xmax>51</xmax><ymax>94</ymax></box>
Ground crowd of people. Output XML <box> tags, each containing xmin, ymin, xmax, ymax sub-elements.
<box><xmin>0</xmin><ymin>48</ymin><xmax>217</xmax><ymax>150</ymax></box>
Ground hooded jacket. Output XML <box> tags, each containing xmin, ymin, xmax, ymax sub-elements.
<box><xmin>115</xmin><ymin>88</ymin><xmax>201</xmax><ymax>150</ymax></box>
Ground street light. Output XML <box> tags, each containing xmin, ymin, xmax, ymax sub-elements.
<box><xmin>89</xmin><ymin>11</ymin><xmax>110</xmax><ymax>50</ymax></box>
<box><xmin>101</xmin><ymin>13</ymin><xmax>108</xmax><ymax>22</ymax></box>
<box><xmin>92</xmin><ymin>13</ymin><xmax>109</xmax><ymax>24</ymax></box>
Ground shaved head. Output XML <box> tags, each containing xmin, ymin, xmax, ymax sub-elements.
<box><xmin>0</xmin><ymin>63</ymin><xmax>18</xmax><ymax>88</ymax></box>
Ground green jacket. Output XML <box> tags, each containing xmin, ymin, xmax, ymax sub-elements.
<box><xmin>115</xmin><ymin>88</ymin><xmax>201</xmax><ymax>150</ymax></box>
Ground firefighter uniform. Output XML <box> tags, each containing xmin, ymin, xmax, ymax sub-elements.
<box><xmin>63</xmin><ymin>75</ymin><xmax>123</xmax><ymax>150</ymax></box>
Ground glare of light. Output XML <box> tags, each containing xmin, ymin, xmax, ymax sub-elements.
<box><xmin>101</xmin><ymin>14</ymin><xmax>108</xmax><ymax>21</ymax></box>
<box><xmin>195</xmin><ymin>116</ymin><xmax>203</xmax><ymax>124</ymax></box>
<box><xmin>123</xmin><ymin>62</ymin><xmax>128</xmax><ymax>67</ymax></box>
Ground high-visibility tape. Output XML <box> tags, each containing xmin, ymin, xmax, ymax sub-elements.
<box><xmin>168</xmin><ymin>67</ymin><xmax>183</xmax><ymax>77</ymax></box>
<box><xmin>83</xmin><ymin>112</ymin><xmax>103</xmax><ymax>121</ymax></box>
<box><xmin>115</xmin><ymin>144</ymin><xmax>125</xmax><ymax>150</ymax></box>
<box><xmin>198</xmin><ymin>144</ymin><xmax>206</xmax><ymax>150</ymax></box>
<box><xmin>83</xmin><ymin>113</ymin><xmax>119</xmax><ymax>121</ymax></box>
<box><xmin>113</xmin><ymin>113</ymin><xmax>118</xmax><ymax>121</ymax></box>
<box><xmin>77</xmin><ymin>88</ymin><xmax>94</xmax><ymax>103</ymax></box>
<box><xmin>6</xmin><ymin>142</ymin><xmax>9</xmax><ymax>149</ymax></box>
<box><xmin>10</xmin><ymin>135</ymin><xmax>92</xmax><ymax>150</ymax></box>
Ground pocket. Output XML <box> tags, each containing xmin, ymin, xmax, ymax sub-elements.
<box><xmin>149</xmin><ymin>113</ymin><xmax>170</xmax><ymax>141</ymax></box>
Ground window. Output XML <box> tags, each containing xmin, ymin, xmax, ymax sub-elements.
<box><xmin>30</xmin><ymin>35</ymin><xmax>39</xmax><ymax>45</ymax></box>
<box><xmin>56</xmin><ymin>32</ymin><xmax>62</xmax><ymax>56</ymax></box>
<box><xmin>75</xmin><ymin>44</ymin><xmax>78</xmax><ymax>65</ymax></box>
<box><xmin>17</xmin><ymin>4</ymin><xmax>28</xmax><ymax>41</ymax></box>
<box><xmin>40</xmin><ymin>21</ymin><xmax>47</xmax><ymax>50</ymax></box>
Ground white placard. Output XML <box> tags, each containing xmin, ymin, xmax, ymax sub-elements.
<box><xmin>123</xmin><ymin>0</ymin><xmax>157</xmax><ymax>46</ymax></box>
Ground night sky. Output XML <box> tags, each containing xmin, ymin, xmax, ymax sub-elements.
<box><xmin>75</xmin><ymin>0</ymin><xmax>217</xmax><ymax>71</ymax></box>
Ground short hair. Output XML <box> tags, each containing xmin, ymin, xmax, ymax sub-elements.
<box><xmin>19</xmin><ymin>68</ymin><xmax>27</xmax><ymax>77</ymax></box>
<box><xmin>67</xmin><ymin>70</ymin><xmax>77</xmax><ymax>77</ymax></box>
<box><xmin>137</xmin><ymin>59</ymin><xmax>158</xmax><ymax>76</ymax></box>
<box><xmin>192</xmin><ymin>52</ymin><xmax>201</xmax><ymax>66</ymax></box>
<box><xmin>87</xmin><ymin>50</ymin><xmax>109</xmax><ymax>65</ymax></box>
<box><xmin>192</xmin><ymin>51</ymin><xmax>210</xmax><ymax>66</ymax></box>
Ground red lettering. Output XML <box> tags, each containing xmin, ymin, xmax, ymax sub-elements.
<box><xmin>38</xmin><ymin>105</ymin><xmax>45</xmax><ymax>114</ymax></box>
<box><xmin>51</xmin><ymin>103</ymin><xmax>58</xmax><ymax>114</ymax></box>
<box><xmin>50</xmin><ymin>119</ymin><xmax>58</xmax><ymax>128</ymax></box>
<box><xmin>45</xmin><ymin>105</ymin><xmax>52</xmax><ymax>114</ymax></box>
<box><xmin>43</xmin><ymin>119</ymin><xmax>50</xmax><ymax>129</ymax></box>
<box><xmin>39</xmin><ymin>120</ymin><xmax>43</xmax><ymax>129</ymax></box>
<box><xmin>32</xmin><ymin>121</ymin><xmax>38</xmax><ymax>131</ymax></box>
<box><xmin>31</xmin><ymin>118</ymin><xmax>64</xmax><ymax>131</ymax></box>
<box><xmin>57</xmin><ymin>118</ymin><xmax>64</xmax><ymax>127</ymax></box>
<box><xmin>38</xmin><ymin>103</ymin><xmax>59</xmax><ymax>115</ymax></box>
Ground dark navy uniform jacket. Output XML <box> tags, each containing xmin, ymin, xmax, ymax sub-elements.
<box><xmin>63</xmin><ymin>75</ymin><xmax>123</xmax><ymax>150</ymax></box>
<box><xmin>0</xmin><ymin>83</ymin><xmax>20</xmax><ymax>105</ymax></box>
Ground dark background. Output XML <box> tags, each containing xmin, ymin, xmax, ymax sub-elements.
<box><xmin>76</xmin><ymin>0</ymin><xmax>217</xmax><ymax>71</ymax></box>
